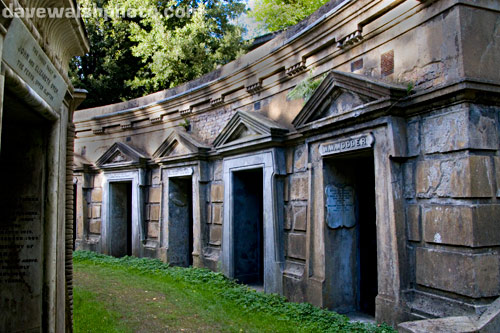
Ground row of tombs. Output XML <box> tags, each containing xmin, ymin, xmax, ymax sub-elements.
<box><xmin>73</xmin><ymin>71</ymin><xmax>500</xmax><ymax>326</ymax></box>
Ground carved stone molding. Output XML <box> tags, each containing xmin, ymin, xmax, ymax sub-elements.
<box><xmin>336</xmin><ymin>30</ymin><xmax>363</xmax><ymax>49</ymax></box>
<box><xmin>150</xmin><ymin>116</ymin><xmax>163</xmax><ymax>124</ymax></box>
<box><xmin>286</xmin><ymin>61</ymin><xmax>307</xmax><ymax>77</ymax></box>
<box><xmin>92</xmin><ymin>127</ymin><xmax>104</xmax><ymax>135</ymax></box>
<box><xmin>179</xmin><ymin>107</ymin><xmax>193</xmax><ymax>116</ymax></box>
<box><xmin>121</xmin><ymin>122</ymin><xmax>132</xmax><ymax>130</ymax></box>
<box><xmin>246</xmin><ymin>82</ymin><xmax>262</xmax><ymax>95</ymax></box>
<box><xmin>210</xmin><ymin>96</ymin><xmax>224</xmax><ymax>107</ymax></box>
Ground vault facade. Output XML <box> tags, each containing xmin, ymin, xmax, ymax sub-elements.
<box><xmin>73</xmin><ymin>0</ymin><xmax>500</xmax><ymax>329</ymax></box>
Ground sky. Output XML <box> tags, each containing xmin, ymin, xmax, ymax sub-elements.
<box><xmin>237</xmin><ymin>0</ymin><xmax>268</xmax><ymax>40</ymax></box>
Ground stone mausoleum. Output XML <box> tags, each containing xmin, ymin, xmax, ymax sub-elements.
<box><xmin>73</xmin><ymin>0</ymin><xmax>500</xmax><ymax>330</ymax></box>
<box><xmin>0</xmin><ymin>0</ymin><xmax>88</xmax><ymax>332</ymax></box>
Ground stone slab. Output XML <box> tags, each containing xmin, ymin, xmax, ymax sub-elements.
<box><xmin>89</xmin><ymin>220</ymin><xmax>101</xmax><ymax>234</ymax></box>
<box><xmin>287</xmin><ymin>233</ymin><xmax>306</xmax><ymax>260</ymax></box>
<box><xmin>211</xmin><ymin>183</ymin><xmax>224</xmax><ymax>203</ymax></box>
<box><xmin>293</xmin><ymin>204</ymin><xmax>307</xmax><ymax>231</ymax></box>
<box><xmin>290</xmin><ymin>174</ymin><xmax>308</xmax><ymax>201</ymax></box>
<box><xmin>406</xmin><ymin>205</ymin><xmax>421</xmax><ymax>242</ymax></box>
<box><xmin>416</xmin><ymin>156</ymin><xmax>493</xmax><ymax>198</ymax></box>
<box><xmin>416</xmin><ymin>248</ymin><xmax>500</xmax><ymax>298</ymax></box>
<box><xmin>212</xmin><ymin>203</ymin><xmax>223</xmax><ymax>225</ymax></box>
<box><xmin>149</xmin><ymin>205</ymin><xmax>160</xmax><ymax>221</ymax></box>
<box><xmin>149</xmin><ymin>187</ymin><xmax>161</xmax><ymax>203</ymax></box>
<box><xmin>423</xmin><ymin>205</ymin><xmax>500</xmax><ymax>247</ymax></box>
<box><xmin>148</xmin><ymin>222</ymin><xmax>159</xmax><ymax>239</ymax></box>
<box><xmin>91</xmin><ymin>188</ymin><xmax>102</xmax><ymax>202</ymax></box>
<box><xmin>209</xmin><ymin>224</ymin><xmax>222</xmax><ymax>245</ymax></box>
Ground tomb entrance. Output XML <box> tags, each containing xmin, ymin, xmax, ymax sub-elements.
<box><xmin>232</xmin><ymin>168</ymin><xmax>264</xmax><ymax>285</ymax></box>
<box><xmin>109</xmin><ymin>181</ymin><xmax>133</xmax><ymax>257</ymax></box>
<box><xmin>323</xmin><ymin>151</ymin><xmax>377</xmax><ymax>316</ymax></box>
<box><xmin>167</xmin><ymin>176</ymin><xmax>194</xmax><ymax>267</ymax></box>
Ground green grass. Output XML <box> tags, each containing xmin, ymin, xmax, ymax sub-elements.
<box><xmin>74</xmin><ymin>286</ymin><xmax>130</xmax><ymax>333</ymax></box>
<box><xmin>73</xmin><ymin>250</ymin><xmax>395</xmax><ymax>332</ymax></box>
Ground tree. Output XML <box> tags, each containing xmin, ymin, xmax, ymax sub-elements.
<box><xmin>71</xmin><ymin>0</ymin><xmax>248</xmax><ymax>109</ymax></box>
<box><xmin>249</xmin><ymin>0</ymin><xmax>329</xmax><ymax>33</ymax></box>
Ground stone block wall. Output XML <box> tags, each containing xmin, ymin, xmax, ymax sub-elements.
<box><xmin>200</xmin><ymin>159</ymin><xmax>224</xmax><ymax>270</ymax></box>
<box><xmin>146</xmin><ymin>170</ymin><xmax>161</xmax><ymax>242</ymax></box>
<box><xmin>88</xmin><ymin>186</ymin><xmax>103</xmax><ymax>237</ymax></box>
<box><xmin>283</xmin><ymin>144</ymin><xmax>309</xmax><ymax>303</ymax></box>
<box><xmin>404</xmin><ymin>103</ymin><xmax>500</xmax><ymax>317</ymax></box>
<box><xmin>190</xmin><ymin>107</ymin><xmax>236</xmax><ymax>144</ymax></box>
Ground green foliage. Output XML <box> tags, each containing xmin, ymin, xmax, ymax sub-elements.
<box><xmin>71</xmin><ymin>0</ymin><xmax>248</xmax><ymax>109</ymax></box>
<box><xmin>288</xmin><ymin>71</ymin><xmax>327</xmax><ymax>103</ymax></box>
<box><xmin>249</xmin><ymin>0</ymin><xmax>330</xmax><ymax>32</ymax></box>
<box><xmin>74</xmin><ymin>251</ymin><xmax>394</xmax><ymax>332</ymax></box>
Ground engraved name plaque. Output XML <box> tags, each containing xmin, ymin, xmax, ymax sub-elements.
<box><xmin>3</xmin><ymin>18</ymin><xmax>68</xmax><ymax>111</ymax></box>
<box><xmin>319</xmin><ymin>133</ymin><xmax>374</xmax><ymax>156</ymax></box>
<box><xmin>325</xmin><ymin>185</ymin><xmax>356</xmax><ymax>229</ymax></box>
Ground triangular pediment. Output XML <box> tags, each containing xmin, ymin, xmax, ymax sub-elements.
<box><xmin>96</xmin><ymin>142</ymin><xmax>148</xmax><ymax>168</ymax></box>
<box><xmin>227</xmin><ymin>123</ymin><xmax>259</xmax><ymax>142</ymax></box>
<box><xmin>213</xmin><ymin>110</ymin><xmax>288</xmax><ymax>149</ymax></box>
<box><xmin>153</xmin><ymin>128</ymin><xmax>209</xmax><ymax>160</ymax></box>
<box><xmin>292</xmin><ymin>70</ymin><xmax>407</xmax><ymax>129</ymax></box>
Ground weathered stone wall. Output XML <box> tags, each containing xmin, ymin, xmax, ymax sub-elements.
<box><xmin>283</xmin><ymin>144</ymin><xmax>309</xmax><ymax>303</ymax></box>
<box><xmin>403</xmin><ymin>102</ymin><xmax>500</xmax><ymax>318</ymax></box>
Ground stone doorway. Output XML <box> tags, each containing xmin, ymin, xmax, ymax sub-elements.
<box><xmin>167</xmin><ymin>177</ymin><xmax>193</xmax><ymax>267</ymax></box>
<box><xmin>109</xmin><ymin>182</ymin><xmax>133</xmax><ymax>257</ymax></box>
<box><xmin>323</xmin><ymin>152</ymin><xmax>377</xmax><ymax>316</ymax></box>
<box><xmin>232</xmin><ymin>168</ymin><xmax>264</xmax><ymax>286</ymax></box>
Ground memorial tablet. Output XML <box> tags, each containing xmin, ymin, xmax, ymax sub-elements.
<box><xmin>325</xmin><ymin>185</ymin><xmax>355</xmax><ymax>229</ymax></box>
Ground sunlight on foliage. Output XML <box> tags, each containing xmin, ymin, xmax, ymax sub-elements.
<box><xmin>249</xmin><ymin>0</ymin><xmax>330</xmax><ymax>32</ymax></box>
<box><xmin>288</xmin><ymin>71</ymin><xmax>327</xmax><ymax>103</ymax></box>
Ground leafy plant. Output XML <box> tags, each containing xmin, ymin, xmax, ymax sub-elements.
<box><xmin>287</xmin><ymin>71</ymin><xmax>327</xmax><ymax>103</ymax></box>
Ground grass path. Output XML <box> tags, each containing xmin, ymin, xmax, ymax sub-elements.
<box><xmin>73</xmin><ymin>251</ymin><xmax>394</xmax><ymax>332</ymax></box>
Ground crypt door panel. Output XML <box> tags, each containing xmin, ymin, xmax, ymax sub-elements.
<box><xmin>323</xmin><ymin>152</ymin><xmax>377</xmax><ymax>316</ymax></box>
<box><xmin>109</xmin><ymin>182</ymin><xmax>132</xmax><ymax>257</ymax></box>
<box><xmin>232</xmin><ymin>169</ymin><xmax>264</xmax><ymax>285</ymax></box>
<box><xmin>167</xmin><ymin>177</ymin><xmax>193</xmax><ymax>267</ymax></box>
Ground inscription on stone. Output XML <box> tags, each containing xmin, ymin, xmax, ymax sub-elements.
<box><xmin>0</xmin><ymin>196</ymin><xmax>42</xmax><ymax>331</ymax></box>
<box><xmin>325</xmin><ymin>185</ymin><xmax>355</xmax><ymax>229</ymax></box>
<box><xmin>3</xmin><ymin>18</ymin><xmax>67</xmax><ymax>110</ymax></box>
<box><xmin>0</xmin><ymin>197</ymin><xmax>41</xmax><ymax>283</ymax></box>
<box><xmin>320</xmin><ymin>133</ymin><xmax>374</xmax><ymax>156</ymax></box>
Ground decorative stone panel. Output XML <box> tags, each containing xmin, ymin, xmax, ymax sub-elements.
<box><xmin>149</xmin><ymin>187</ymin><xmax>161</xmax><ymax>203</ymax></box>
<box><xmin>211</xmin><ymin>183</ymin><xmax>224</xmax><ymax>203</ymax></box>
<box><xmin>287</xmin><ymin>233</ymin><xmax>306</xmax><ymax>260</ymax></box>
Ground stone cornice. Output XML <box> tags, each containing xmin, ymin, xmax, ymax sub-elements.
<box><xmin>73</xmin><ymin>0</ymin><xmax>464</xmax><ymax>137</ymax></box>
